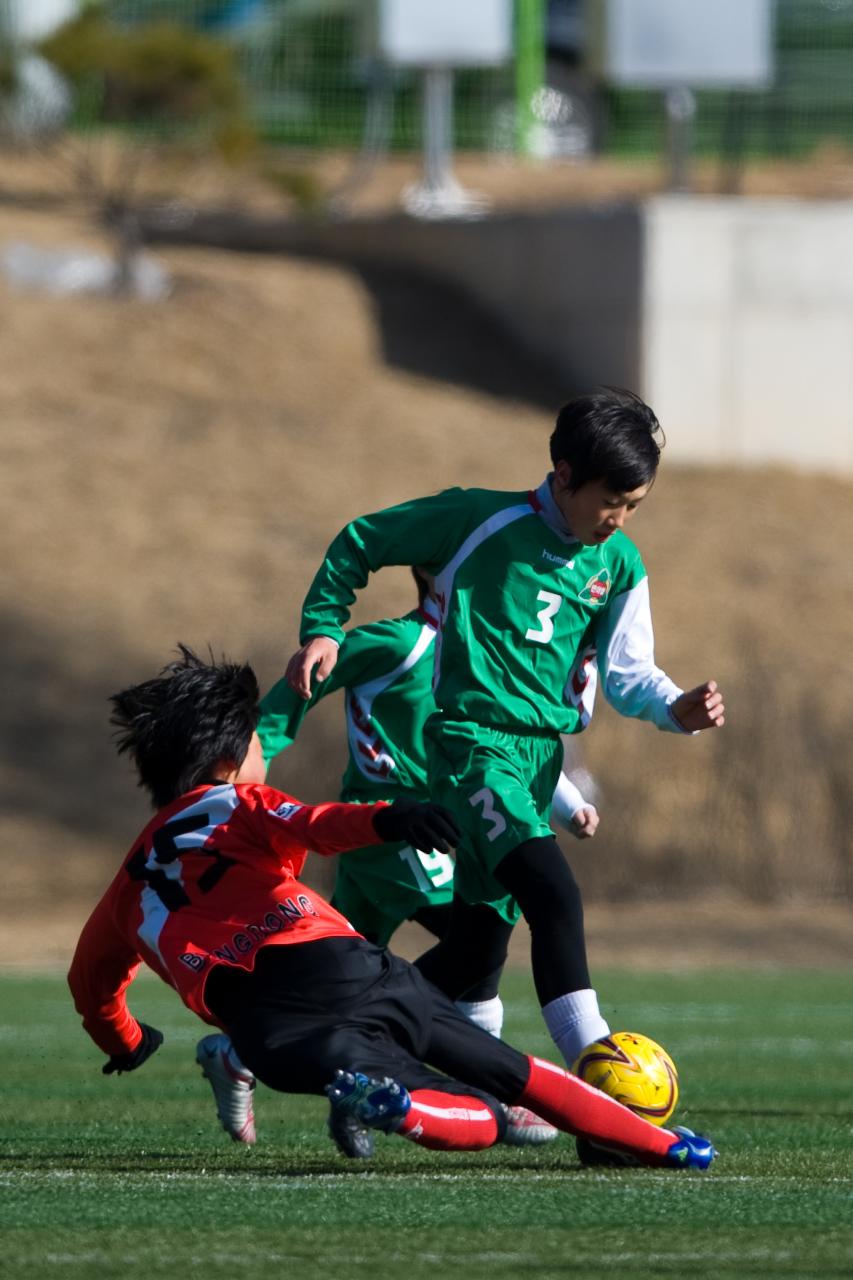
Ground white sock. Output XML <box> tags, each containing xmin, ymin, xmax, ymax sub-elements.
<box><xmin>541</xmin><ymin>989</ymin><xmax>610</xmax><ymax>1069</ymax></box>
<box><xmin>455</xmin><ymin>995</ymin><xmax>504</xmax><ymax>1038</ymax></box>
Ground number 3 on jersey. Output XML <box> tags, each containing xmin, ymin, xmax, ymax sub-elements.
<box><xmin>469</xmin><ymin>787</ymin><xmax>507</xmax><ymax>843</ymax></box>
<box><xmin>525</xmin><ymin>589</ymin><xmax>562</xmax><ymax>644</ymax></box>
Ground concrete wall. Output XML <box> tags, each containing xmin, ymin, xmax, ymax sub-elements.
<box><xmin>145</xmin><ymin>195</ymin><xmax>853</xmax><ymax>473</ymax></box>
<box><xmin>344</xmin><ymin>206</ymin><xmax>644</xmax><ymax>394</ymax></box>
<box><xmin>145</xmin><ymin>202</ymin><xmax>644</xmax><ymax>393</ymax></box>
<box><xmin>643</xmin><ymin>197</ymin><xmax>853</xmax><ymax>472</ymax></box>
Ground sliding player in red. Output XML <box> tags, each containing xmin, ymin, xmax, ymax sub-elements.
<box><xmin>68</xmin><ymin>647</ymin><xmax>715</xmax><ymax>1169</ymax></box>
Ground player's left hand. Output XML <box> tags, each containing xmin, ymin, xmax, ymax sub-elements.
<box><xmin>373</xmin><ymin>798</ymin><xmax>461</xmax><ymax>853</ymax></box>
<box><xmin>102</xmin><ymin>1023</ymin><xmax>164</xmax><ymax>1075</ymax></box>
<box><xmin>670</xmin><ymin>680</ymin><xmax>725</xmax><ymax>732</ymax></box>
<box><xmin>570</xmin><ymin>805</ymin><xmax>599</xmax><ymax>838</ymax></box>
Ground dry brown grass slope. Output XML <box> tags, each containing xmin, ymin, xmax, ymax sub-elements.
<box><xmin>1</xmin><ymin>199</ymin><xmax>851</xmax><ymax>968</ymax></box>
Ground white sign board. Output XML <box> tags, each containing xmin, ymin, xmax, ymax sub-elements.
<box><xmin>2</xmin><ymin>0</ymin><xmax>78</xmax><ymax>42</ymax></box>
<box><xmin>599</xmin><ymin>0</ymin><xmax>773</xmax><ymax>88</ymax></box>
<box><xmin>379</xmin><ymin>0</ymin><xmax>512</xmax><ymax>67</ymax></box>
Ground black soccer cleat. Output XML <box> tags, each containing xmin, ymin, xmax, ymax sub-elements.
<box><xmin>576</xmin><ymin>1137</ymin><xmax>641</xmax><ymax>1167</ymax></box>
<box><xmin>327</xmin><ymin>1103</ymin><xmax>375</xmax><ymax>1160</ymax></box>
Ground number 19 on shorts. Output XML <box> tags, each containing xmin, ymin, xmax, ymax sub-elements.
<box><xmin>398</xmin><ymin>846</ymin><xmax>454</xmax><ymax>893</ymax></box>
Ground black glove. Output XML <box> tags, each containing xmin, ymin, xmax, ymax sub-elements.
<box><xmin>373</xmin><ymin>798</ymin><xmax>461</xmax><ymax>853</ymax></box>
<box><xmin>102</xmin><ymin>1023</ymin><xmax>164</xmax><ymax>1075</ymax></box>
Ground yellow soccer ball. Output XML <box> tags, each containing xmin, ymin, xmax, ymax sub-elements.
<box><xmin>572</xmin><ymin>1031</ymin><xmax>679</xmax><ymax>1126</ymax></box>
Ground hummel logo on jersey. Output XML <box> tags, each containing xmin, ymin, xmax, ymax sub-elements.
<box><xmin>578</xmin><ymin>568</ymin><xmax>612</xmax><ymax>606</ymax></box>
<box><xmin>271</xmin><ymin>801</ymin><xmax>303</xmax><ymax>820</ymax></box>
<box><xmin>541</xmin><ymin>550</ymin><xmax>575</xmax><ymax>569</ymax></box>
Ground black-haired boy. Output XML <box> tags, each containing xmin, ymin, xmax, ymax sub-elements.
<box><xmin>285</xmin><ymin>389</ymin><xmax>726</xmax><ymax>1070</ymax></box>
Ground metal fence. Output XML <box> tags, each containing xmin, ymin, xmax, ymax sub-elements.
<box><xmin>603</xmin><ymin>1</ymin><xmax>853</xmax><ymax>160</ymax></box>
<box><xmin>108</xmin><ymin>0</ymin><xmax>521</xmax><ymax>151</ymax></box>
<box><xmin>7</xmin><ymin>0</ymin><xmax>853</xmax><ymax>163</ymax></box>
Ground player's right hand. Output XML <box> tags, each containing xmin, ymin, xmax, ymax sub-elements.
<box><xmin>102</xmin><ymin>1023</ymin><xmax>164</xmax><ymax>1075</ymax></box>
<box><xmin>373</xmin><ymin>798</ymin><xmax>461</xmax><ymax>853</ymax></box>
<box><xmin>285</xmin><ymin>636</ymin><xmax>339</xmax><ymax>700</ymax></box>
<box><xmin>570</xmin><ymin>805</ymin><xmax>599</xmax><ymax>839</ymax></box>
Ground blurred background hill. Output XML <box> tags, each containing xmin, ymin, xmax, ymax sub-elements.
<box><xmin>3</xmin><ymin>189</ymin><xmax>853</xmax><ymax>967</ymax></box>
<box><xmin>1</xmin><ymin>0</ymin><xmax>852</xmax><ymax>966</ymax></box>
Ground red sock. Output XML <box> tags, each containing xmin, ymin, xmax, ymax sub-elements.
<box><xmin>397</xmin><ymin>1090</ymin><xmax>500</xmax><ymax>1151</ymax></box>
<box><xmin>518</xmin><ymin>1056</ymin><xmax>675</xmax><ymax>1163</ymax></box>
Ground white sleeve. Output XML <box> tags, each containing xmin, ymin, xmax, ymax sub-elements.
<box><xmin>551</xmin><ymin>772</ymin><xmax>588</xmax><ymax>829</ymax></box>
<box><xmin>595</xmin><ymin>577</ymin><xmax>689</xmax><ymax>733</ymax></box>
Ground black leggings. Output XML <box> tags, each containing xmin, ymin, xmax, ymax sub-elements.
<box><xmin>415</xmin><ymin>902</ymin><xmax>514</xmax><ymax>1001</ymax></box>
<box><xmin>413</xmin><ymin>902</ymin><xmax>507</xmax><ymax>1002</ymax></box>
<box><xmin>410</xmin><ymin>902</ymin><xmax>453</xmax><ymax>941</ymax></box>
<box><xmin>415</xmin><ymin>836</ymin><xmax>591</xmax><ymax>1009</ymax></box>
<box><xmin>497</xmin><ymin>836</ymin><xmax>591</xmax><ymax>1006</ymax></box>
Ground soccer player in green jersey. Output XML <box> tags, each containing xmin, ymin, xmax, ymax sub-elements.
<box><xmin>260</xmin><ymin>569</ymin><xmax>598</xmax><ymax>969</ymax></box>
<box><xmin>285</xmin><ymin>389</ymin><xmax>725</xmax><ymax>1071</ymax></box>
<box><xmin>198</xmin><ymin>570</ymin><xmax>598</xmax><ymax>1150</ymax></box>
<box><xmin>259</xmin><ymin>570</ymin><xmax>458</xmax><ymax>952</ymax></box>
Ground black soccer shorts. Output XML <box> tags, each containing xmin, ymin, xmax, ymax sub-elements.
<box><xmin>206</xmin><ymin>936</ymin><xmax>529</xmax><ymax>1105</ymax></box>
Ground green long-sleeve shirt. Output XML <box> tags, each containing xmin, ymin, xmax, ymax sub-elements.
<box><xmin>300</xmin><ymin>480</ymin><xmax>683</xmax><ymax>737</ymax></box>
<box><xmin>259</xmin><ymin>605</ymin><xmax>439</xmax><ymax>803</ymax></box>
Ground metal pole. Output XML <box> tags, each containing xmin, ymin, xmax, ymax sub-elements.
<box><xmin>665</xmin><ymin>84</ymin><xmax>696</xmax><ymax>193</ymax></box>
<box><xmin>422</xmin><ymin>65</ymin><xmax>454</xmax><ymax>193</ymax></box>
<box><xmin>402</xmin><ymin>62</ymin><xmax>489</xmax><ymax>218</ymax></box>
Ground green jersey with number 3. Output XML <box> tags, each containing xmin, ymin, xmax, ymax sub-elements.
<box><xmin>300</xmin><ymin>478</ymin><xmax>686</xmax><ymax>736</ymax></box>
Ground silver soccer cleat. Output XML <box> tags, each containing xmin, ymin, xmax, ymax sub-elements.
<box><xmin>196</xmin><ymin>1034</ymin><xmax>257</xmax><ymax>1145</ymax></box>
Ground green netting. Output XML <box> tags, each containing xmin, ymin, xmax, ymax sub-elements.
<box><xmin>7</xmin><ymin>0</ymin><xmax>853</xmax><ymax>161</ymax></box>
<box><xmin>598</xmin><ymin>1</ymin><xmax>853</xmax><ymax>160</ymax></box>
<box><xmin>106</xmin><ymin>0</ymin><xmax>520</xmax><ymax>150</ymax></box>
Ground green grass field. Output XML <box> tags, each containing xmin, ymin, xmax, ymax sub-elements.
<box><xmin>2</xmin><ymin>967</ymin><xmax>852</xmax><ymax>1279</ymax></box>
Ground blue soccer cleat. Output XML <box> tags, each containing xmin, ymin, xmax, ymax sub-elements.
<box><xmin>663</xmin><ymin>1125</ymin><xmax>717</xmax><ymax>1170</ymax></box>
<box><xmin>325</xmin><ymin>1069</ymin><xmax>411</xmax><ymax>1136</ymax></box>
<box><xmin>576</xmin><ymin>1124</ymin><xmax>717</xmax><ymax>1170</ymax></box>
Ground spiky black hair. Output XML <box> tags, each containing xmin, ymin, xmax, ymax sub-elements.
<box><xmin>110</xmin><ymin>644</ymin><xmax>259</xmax><ymax>809</ymax></box>
<box><xmin>550</xmin><ymin>388</ymin><xmax>665</xmax><ymax>493</ymax></box>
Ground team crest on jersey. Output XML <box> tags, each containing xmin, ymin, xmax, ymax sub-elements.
<box><xmin>578</xmin><ymin>567</ymin><xmax>611</xmax><ymax>606</ymax></box>
<box><xmin>271</xmin><ymin>801</ymin><xmax>303</xmax><ymax>821</ymax></box>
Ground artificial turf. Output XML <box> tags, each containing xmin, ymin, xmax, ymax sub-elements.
<box><xmin>2</xmin><ymin>967</ymin><xmax>851</xmax><ymax>1279</ymax></box>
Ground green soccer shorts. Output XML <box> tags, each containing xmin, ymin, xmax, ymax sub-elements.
<box><xmin>424</xmin><ymin>717</ymin><xmax>563</xmax><ymax>926</ymax></box>
<box><xmin>331</xmin><ymin>838</ymin><xmax>455</xmax><ymax>948</ymax></box>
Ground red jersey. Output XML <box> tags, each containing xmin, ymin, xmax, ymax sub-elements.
<box><xmin>68</xmin><ymin>782</ymin><xmax>387</xmax><ymax>1057</ymax></box>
